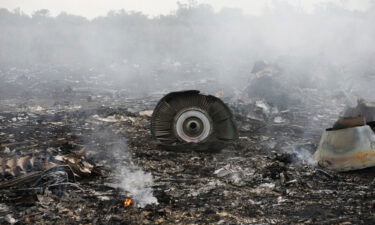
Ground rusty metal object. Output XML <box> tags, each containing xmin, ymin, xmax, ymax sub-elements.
<box><xmin>332</xmin><ymin>116</ymin><xmax>366</xmax><ymax>130</ymax></box>
<box><xmin>151</xmin><ymin>90</ymin><xmax>238</xmax><ymax>151</ymax></box>
<box><xmin>315</xmin><ymin>100</ymin><xmax>375</xmax><ymax>172</ymax></box>
<box><xmin>314</xmin><ymin>125</ymin><xmax>375</xmax><ymax>171</ymax></box>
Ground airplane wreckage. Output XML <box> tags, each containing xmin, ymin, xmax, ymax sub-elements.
<box><xmin>314</xmin><ymin>100</ymin><xmax>375</xmax><ymax>172</ymax></box>
<box><xmin>2</xmin><ymin>65</ymin><xmax>375</xmax><ymax>223</ymax></box>
<box><xmin>151</xmin><ymin>90</ymin><xmax>375</xmax><ymax>173</ymax></box>
<box><xmin>2</xmin><ymin>92</ymin><xmax>375</xmax><ymax>194</ymax></box>
<box><xmin>151</xmin><ymin>90</ymin><xmax>238</xmax><ymax>152</ymax></box>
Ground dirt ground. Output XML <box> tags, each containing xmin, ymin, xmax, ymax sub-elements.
<box><xmin>1</xmin><ymin>87</ymin><xmax>375</xmax><ymax>225</ymax></box>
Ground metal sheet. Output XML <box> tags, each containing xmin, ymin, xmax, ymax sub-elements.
<box><xmin>314</xmin><ymin>125</ymin><xmax>375</xmax><ymax>171</ymax></box>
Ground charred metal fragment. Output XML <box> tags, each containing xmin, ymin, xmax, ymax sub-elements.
<box><xmin>315</xmin><ymin>100</ymin><xmax>375</xmax><ymax>172</ymax></box>
<box><xmin>314</xmin><ymin>125</ymin><xmax>375</xmax><ymax>172</ymax></box>
<box><xmin>0</xmin><ymin>149</ymin><xmax>99</xmax><ymax>190</ymax></box>
<box><xmin>151</xmin><ymin>90</ymin><xmax>238</xmax><ymax>151</ymax></box>
<box><xmin>332</xmin><ymin>116</ymin><xmax>366</xmax><ymax>130</ymax></box>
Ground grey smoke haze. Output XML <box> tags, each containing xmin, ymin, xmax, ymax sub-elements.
<box><xmin>89</xmin><ymin>128</ymin><xmax>158</xmax><ymax>207</ymax></box>
<box><xmin>2</xmin><ymin>0</ymin><xmax>372</xmax><ymax>19</ymax></box>
<box><xmin>110</xmin><ymin>135</ymin><xmax>158</xmax><ymax>208</ymax></box>
<box><xmin>0</xmin><ymin>0</ymin><xmax>374</xmax><ymax>99</ymax></box>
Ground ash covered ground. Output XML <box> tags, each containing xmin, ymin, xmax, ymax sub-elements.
<box><xmin>1</xmin><ymin>65</ymin><xmax>375</xmax><ymax>225</ymax></box>
<box><xmin>1</xmin><ymin>3</ymin><xmax>375</xmax><ymax>224</ymax></box>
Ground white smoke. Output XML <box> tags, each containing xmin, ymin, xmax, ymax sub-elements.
<box><xmin>118</xmin><ymin>166</ymin><xmax>158</xmax><ymax>208</ymax></box>
<box><xmin>282</xmin><ymin>143</ymin><xmax>317</xmax><ymax>166</ymax></box>
<box><xmin>90</xmin><ymin>127</ymin><xmax>158</xmax><ymax>208</ymax></box>
<box><xmin>111</xmin><ymin>136</ymin><xmax>158</xmax><ymax>208</ymax></box>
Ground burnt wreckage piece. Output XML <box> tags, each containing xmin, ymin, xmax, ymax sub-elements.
<box><xmin>314</xmin><ymin>100</ymin><xmax>375</xmax><ymax>172</ymax></box>
<box><xmin>151</xmin><ymin>90</ymin><xmax>238</xmax><ymax>151</ymax></box>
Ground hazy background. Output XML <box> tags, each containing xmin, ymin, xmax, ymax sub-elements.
<box><xmin>0</xmin><ymin>0</ymin><xmax>374</xmax><ymax>100</ymax></box>
<box><xmin>2</xmin><ymin>0</ymin><xmax>373</xmax><ymax>18</ymax></box>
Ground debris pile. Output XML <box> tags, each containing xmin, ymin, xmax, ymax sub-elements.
<box><xmin>1</xmin><ymin>64</ymin><xmax>375</xmax><ymax>224</ymax></box>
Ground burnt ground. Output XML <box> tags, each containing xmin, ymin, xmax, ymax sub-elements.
<box><xmin>0</xmin><ymin>92</ymin><xmax>375</xmax><ymax>224</ymax></box>
<box><xmin>1</xmin><ymin>84</ymin><xmax>375</xmax><ymax>224</ymax></box>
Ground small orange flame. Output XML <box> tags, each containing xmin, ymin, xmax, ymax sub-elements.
<box><xmin>124</xmin><ymin>197</ymin><xmax>132</xmax><ymax>207</ymax></box>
